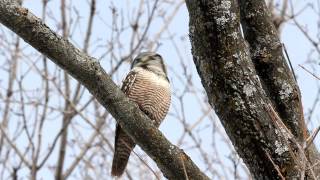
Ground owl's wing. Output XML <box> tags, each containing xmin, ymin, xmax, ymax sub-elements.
<box><xmin>111</xmin><ymin>71</ymin><xmax>137</xmax><ymax>176</ymax></box>
<box><xmin>121</xmin><ymin>70</ymin><xmax>137</xmax><ymax>93</ymax></box>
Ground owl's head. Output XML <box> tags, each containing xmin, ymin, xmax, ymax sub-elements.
<box><xmin>131</xmin><ymin>52</ymin><xmax>168</xmax><ymax>78</ymax></box>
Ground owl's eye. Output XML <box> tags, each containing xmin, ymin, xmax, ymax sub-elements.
<box><xmin>153</xmin><ymin>54</ymin><xmax>162</xmax><ymax>59</ymax></box>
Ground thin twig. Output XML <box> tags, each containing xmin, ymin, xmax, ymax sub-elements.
<box><xmin>265</xmin><ymin>152</ymin><xmax>286</xmax><ymax>180</ymax></box>
<box><xmin>305</xmin><ymin>126</ymin><xmax>320</xmax><ymax>150</ymax></box>
<box><xmin>282</xmin><ymin>43</ymin><xmax>297</xmax><ymax>82</ymax></box>
<box><xmin>299</xmin><ymin>64</ymin><xmax>320</xmax><ymax>80</ymax></box>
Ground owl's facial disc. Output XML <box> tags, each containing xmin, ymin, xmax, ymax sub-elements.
<box><xmin>131</xmin><ymin>52</ymin><xmax>168</xmax><ymax>78</ymax></box>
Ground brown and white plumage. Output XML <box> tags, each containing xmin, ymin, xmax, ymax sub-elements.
<box><xmin>111</xmin><ymin>52</ymin><xmax>171</xmax><ymax>177</ymax></box>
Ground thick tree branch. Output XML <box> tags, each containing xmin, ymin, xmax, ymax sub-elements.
<box><xmin>239</xmin><ymin>0</ymin><xmax>306</xmax><ymax>142</ymax></box>
<box><xmin>185</xmin><ymin>0</ymin><xmax>319</xmax><ymax>179</ymax></box>
<box><xmin>0</xmin><ymin>1</ymin><xmax>209</xmax><ymax>179</ymax></box>
<box><xmin>238</xmin><ymin>0</ymin><xmax>320</xmax><ymax>177</ymax></box>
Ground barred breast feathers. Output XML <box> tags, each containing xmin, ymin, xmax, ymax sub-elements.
<box><xmin>130</xmin><ymin>67</ymin><xmax>170</xmax><ymax>89</ymax></box>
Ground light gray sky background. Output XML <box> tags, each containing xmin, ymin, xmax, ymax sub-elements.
<box><xmin>1</xmin><ymin>0</ymin><xmax>319</xmax><ymax>179</ymax></box>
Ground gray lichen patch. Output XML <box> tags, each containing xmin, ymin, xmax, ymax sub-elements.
<box><xmin>224</xmin><ymin>60</ymin><xmax>234</xmax><ymax>69</ymax></box>
<box><xmin>229</xmin><ymin>31</ymin><xmax>238</xmax><ymax>40</ymax></box>
<box><xmin>243</xmin><ymin>84</ymin><xmax>256</xmax><ymax>97</ymax></box>
<box><xmin>216</xmin><ymin>14</ymin><xmax>236</xmax><ymax>27</ymax></box>
<box><xmin>221</xmin><ymin>0</ymin><xmax>231</xmax><ymax>10</ymax></box>
<box><xmin>214</xmin><ymin>0</ymin><xmax>237</xmax><ymax>28</ymax></box>
<box><xmin>168</xmin><ymin>145</ymin><xmax>175</xmax><ymax>155</ymax></box>
<box><xmin>274</xmin><ymin>140</ymin><xmax>288</xmax><ymax>155</ymax></box>
<box><xmin>278</xmin><ymin>81</ymin><xmax>293</xmax><ymax>100</ymax></box>
<box><xmin>234</xmin><ymin>97</ymin><xmax>246</xmax><ymax>111</ymax></box>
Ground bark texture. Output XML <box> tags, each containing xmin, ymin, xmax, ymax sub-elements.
<box><xmin>0</xmin><ymin>1</ymin><xmax>209</xmax><ymax>179</ymax></box>
<box><xmin>239</xmin><ymin>0</ymin><xmax>305</xmax><ymax>142</ymax></box>
<box><xmin>185</xmin><ymin>0</ymin><xmax>320</xmax><ymax>179</ymax></box>
<box><xmin>239</xmin><ymin>1</ymin><xmax>320</xmax><ymax>177</ymax></box>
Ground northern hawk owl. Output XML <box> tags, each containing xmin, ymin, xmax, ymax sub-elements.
<box><xmin>111</xmin><ymin>52</ymin><xmax>171</xmax><ymax>176</ymax></box>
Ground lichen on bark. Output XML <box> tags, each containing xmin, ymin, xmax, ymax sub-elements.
<box><xmin>186</xmin><ymin>0</ymin><xmax>320</xmax><ymax>179</ymax></box>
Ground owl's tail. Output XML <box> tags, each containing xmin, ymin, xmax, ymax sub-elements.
<box><xmin>111</xmin><ymin>126</ymin><xmax>136</xmax><ymax>177</ymax></box>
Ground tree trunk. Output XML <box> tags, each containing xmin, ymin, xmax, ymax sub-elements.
<box><xmin>185</xmin><ymin>0</ymin><xmax>320</xmax><ymax>179</ymax></box>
